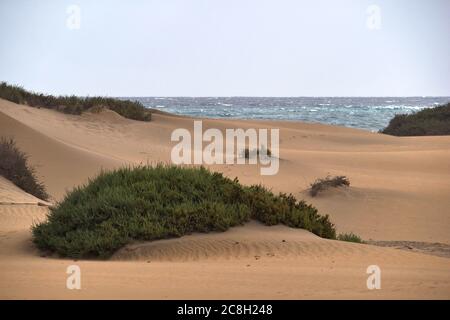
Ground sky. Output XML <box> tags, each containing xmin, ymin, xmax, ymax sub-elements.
<box><xmin>0</xmin><ymin>0</ymin><xmax>449</xmax><ymax>97</ymax></box>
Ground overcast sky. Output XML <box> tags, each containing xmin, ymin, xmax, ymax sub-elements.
<box><xmin>1</xmin><ymin>0</ymin><xmax>449</xmax><ymax>97</ymax></box>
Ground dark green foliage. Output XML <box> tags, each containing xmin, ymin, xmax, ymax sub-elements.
<box><xmin>337</xmin><ymin>232</ymin><xmax>363</xmax><ymax>243</ymax></box>
<box><xmin>245</xmin><ymin>185</ymin><xmax>335</xmax><ymax>239</ymax></box>
<box><xmin>32</xmin><ymin>165</ymin><xmax>336</xmax><ymax>258</ymax></box>
<box><xmin>381</xmin><ymin>103</ymin><xmax>450</xmax><ymax>136</ymax></box>
<box><xmin>0</xmin><ymin>138</ymin><xmax>49</xmax><ymax>201</ymax></box>
<box><xmin>310</xmin><ymin>175</ymin><xmax>350</xmax><ymax>197</ymax></box>
<box><xmin>0</xmin><ymin>82</ymin><xmax>151</xmax><ymax>121</ymax></box>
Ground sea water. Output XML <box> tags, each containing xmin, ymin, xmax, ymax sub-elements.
<box><xmin>126</xmin><ymin>97</ymin><xmax>450</xmax><ymax>132</ymax></box>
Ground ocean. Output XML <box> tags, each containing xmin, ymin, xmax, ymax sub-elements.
<box><xmin>126</xmin><ymin>97</ymin><xmax>450</xmax><ymax>132</ymax></box>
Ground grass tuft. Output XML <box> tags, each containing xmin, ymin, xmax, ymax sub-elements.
<box><xmin>337</xmin><ymin>232</ymin><xmax>363</xmax><ymax>243</ymax></box>
<box><xmin>32</xmin><ymin>165</ymin><xmax>336</xmax><ymax>259</ymax></box>
<box><xmin>309</xmin><ymin>175</ymin><xmax>350</xmax><ymax>197</ymax></box>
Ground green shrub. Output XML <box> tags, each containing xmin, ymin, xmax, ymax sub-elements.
<box><xmin>309</xmin><ymin>175</ymin><xmax>350</xmax><ymax>197</ymax></box>
<box><xmin>32</xmin><ymin>165</ymin><xmax>336</xmax><ymax>258</ymax></box>
<box><xmin>0</xmin><ymin>138</ymin><xmax>49</xmax><ymax>201</ymax></box>
<box><xmin>337</xmin><ymin>232</ymin><xmax>363</xmax><ymax>243</ymax></box>
<box><xmin>0</xmin><ymin>82</ymin><xmax>151</xmax><ymax>121</ymax></box>
<box><xmin>381</xmin><ymin>103</ymin><xmax>450</xmax><ymax>136</ymax></box>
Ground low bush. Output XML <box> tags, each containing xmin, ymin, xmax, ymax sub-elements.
<box><xmin>0</xmin><ymin>138</ymin><xmax>49</xmax><ymax>200</ymax></box>
<box><xmin>337</xmin><ymin>232</ymin><xmax>363</xmax><ymax>243</ymax></box>
<box><xmin>0</xmin><ymin>82</ymin><xmax>151</xmax><ymax>121</ymax></box>
<box><xmin>381</xmin><ymin>103</ymin><xmax>450</xmax><ymax>136</ymax></box>
<box><xmin>310</xmin><ymin>175</ymin><xmax>350</xmax><ymax>197</ymax></box>
<box><xmin>32</xmin><ymin>165</ymin><xmax>336</xmax><ymax>258</ymax></box>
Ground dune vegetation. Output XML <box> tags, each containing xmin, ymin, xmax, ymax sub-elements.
<box><xmin>0</xmin><ymin>82</ymin><xmax>151</xmax><ymax>121</ymax></box>
<box><xmin>0</xmin><ymin>138</ymin><xmax>49</xmax><ymax>201</ymax></box>
<box><xmin>337</xmin><ymin>232</ymin><xmax>364</xmax><ymax>243</ymax></box>
<box><xmin>309</xmin><ymin>175</ymin><xmax>350</xmax><ymax>197</ymax></box>
<box><xmin>32</xmin><ymin>165</ymin><xmax>336</xmax><ymax>258</ymax></box>
<box><xmin>382</xmin><ymin>102</ymin><xmax>450</xmax><ymax>136</ymax></box>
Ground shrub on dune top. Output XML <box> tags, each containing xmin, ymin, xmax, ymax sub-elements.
<box><xmin>337</xmin><ymin>232</ymin><xmax>363</xmax><ymax>243</ymax></box>
<box><xmin>32</xmin><ymin>165</ymin><xmax>336</xmax><ymax>258</ymax></box>
<box><xmin>0</xmin><ymin>82</ymin><xmax>151</xmax><ymax>122</ymax></box>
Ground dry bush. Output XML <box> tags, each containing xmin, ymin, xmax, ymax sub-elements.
<box><xmin>310</xmin><ymin>175</ymin><xmax>350</xmax><ymax>197</ymax></box>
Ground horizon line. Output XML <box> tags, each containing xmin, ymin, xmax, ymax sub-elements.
<box><xmin>118</xmin><ymin>95</ymin><xmax>450</xmax><ymax>99</ymax></box>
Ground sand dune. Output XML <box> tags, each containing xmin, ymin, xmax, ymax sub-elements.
<box><xmin>0</xmin><ymin>209</ymin><xmax>449</xmax><ymax>299</ymax></box>
<box><xmin>0</xmin><ymin>106</ymin><xmax>122</xmax><ymax>200</ymax></box>
<box><xmin>0</xmin><ymin>176</ymin><xmax>49</xmax><ymax>236</ymax></box>
<box><xmin>111</xmin><ymin>221</ymin><xmax>442</xmax><ymax>263</ymax></box>
<box><xmin>0</xmin><ymin>98</ymin><xmax>449</xmax><ymax>299</ymax></box>
<box><xmin>0</xmin><ymin>205</ymin><xmax>48</xmax><ymax>233</ymax></box>
<box><xmin>0</xmin><ymin>176</ymin><xmax>51</xmax><ymax>206</ymax></box>
<box><xmin>112</xmin><ymin>221</ymin><xmax>328</xmax><ymax>262</ymax></box>
<box><xmin>1</xmin><ymin>98</ymin><xmax>448</xmax><ymax>242</ymax></box>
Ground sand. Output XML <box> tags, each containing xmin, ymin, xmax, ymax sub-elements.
<box><xmin>0</xmin><ymin>98</ymin><xmax>449</xmax><ymax>299</ymax></box>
